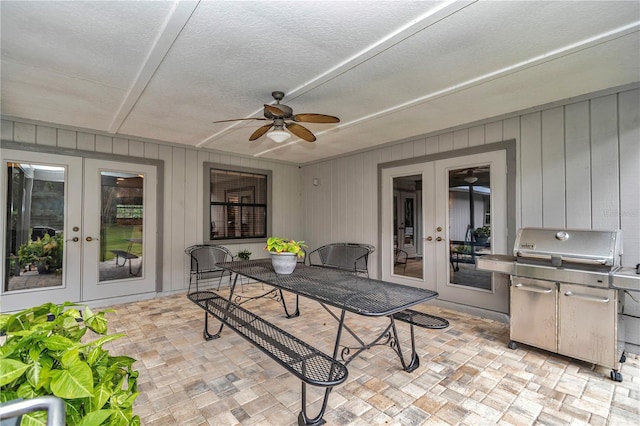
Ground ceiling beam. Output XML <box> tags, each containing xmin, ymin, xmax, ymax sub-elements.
<box><xmin>197</xmin><ymin>0</ymin><xmax>476</xmax><ymax>148</ymax></box>
<box><xmin>108</xmin><ymin>0</ymin><xmax>200</xmax><ymax>134</ymax></box>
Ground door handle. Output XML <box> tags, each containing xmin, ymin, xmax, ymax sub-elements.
<box><xmin>85</xmin><ymin>236</ymin><xmax>99</xmax><ymax>242</ymax></box>
<box><xmin>66</xmin><ymin>237</ymin><xmax>79</xmax><ymax>242</ymax></box>
<box><xmin>563</xmin><ymin>291</ymin><xmax>609</xmax><ymax>303</ymax></box>
<box><xmin>424</xmin><ymin>236</ymin><xmax>433</xmax><ymax>241</ymax></box>
<box><xmin>436</xmin><ymin>236</ymin><xmax>443</xmax><ymax>242</ymax></box>
<box><xmin>514</xmin><ymin>283</ymin><xmax>553</xmax><ymax>293</ymax></box>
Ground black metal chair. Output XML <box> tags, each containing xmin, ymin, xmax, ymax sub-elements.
<box><xmin>394</xmin><ymin>248</ymin><xmax>408</xmax><ymax>273</ymax></box>
<box><xmin>185</xmin><ymin>244</ymin><xmax>234</xmax><ymax>293</ymax></box>
<box><xmin>307</xmin><ymin>242</ymin><xmax>375</xmax><ymax>277</ymax></box>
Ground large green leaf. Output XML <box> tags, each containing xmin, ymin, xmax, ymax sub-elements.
<box><xmin>81</xmin><ymin>333</ymin><xmax>124</xmax><ymax>350</ymax></box>
<box><xmin>26</xmin><ymin>361</ymin><xmax>43</xmax><ymax>388</ymax></box>
<box><xmin>77</xmin><ymin>409</ymin><xmax>114</xmax><ymax>426</ymax></box>
<box><xmin>17</xmin><ymin>381</ymin><xmax>39</xmax><ymax>399</ymax></box>
<box><xmin>20</xmin><ymin>410</ymin><xmax>48</xmax><ymax>426</ymax></box>
<box><xmin>0</xmin><ymin>358</ymin><xmax>29</xmax><ymax>386</ymax></box>
<box><xmin>92</xmin><ymin>382</ymin><xmax>113</xmax><ymax>411</ymax></box>
<box><xmin>50</xmin><ymin>360</ymin><xmax>94</xmax><ymax>398</ymax></box>
<box><xmin>42</xmin><ymin>334</ymin><xmax>75</xmax><ymax>351</ymax></box>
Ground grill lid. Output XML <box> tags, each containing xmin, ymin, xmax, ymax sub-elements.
<box><xmin>514</xmin><ymin>228</ymin><xmax>622</xmax><ymax>267</ymax></box>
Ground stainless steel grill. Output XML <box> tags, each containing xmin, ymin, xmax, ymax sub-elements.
<box><xmin>477</xmin><ymin>227</ymin><xmax>639</xmax><ymax>382</ymax></box>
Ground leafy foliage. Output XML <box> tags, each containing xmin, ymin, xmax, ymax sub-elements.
<box><xmin>0</xmin><ymin>302</ymin><xmax>140</xmax><ymax>426</ymax></box>
<box><xmin>264</xmin><ymin>237</ymin><xmax>307</xmax><ymax>258</ymax></box>
<box><xmin>16</xmin><ymin>233</ymin><xmax>64</xmax><ymax>272</ymax></box>
<box><xmin>474</xmin><ymin>226</ymin><xmax>491</xmax><ymax>238</ymax></box>
<box><xmin>236</xmin><ymin>249</ymin><xmax>252</xmax><ymax>260</ymax></box>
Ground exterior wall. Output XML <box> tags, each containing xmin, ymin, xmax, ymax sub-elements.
<box><xmin>0</xmin><ymin>119</ymin><xmax>303</xmax><ymax>294</ymax></box>
<box><xmin>301</xmin><ymin>86</ymin><xmax>640</xmax><ymax>349</ymax></box>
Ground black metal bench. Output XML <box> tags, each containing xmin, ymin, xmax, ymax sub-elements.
<box><xmin>392</xmin><ymin>309</ymin><xmax>449</xmax><ymax>329</ymax></box>
<box><xmin>188</xmin><ymin>291</ymin><xmax>348</xmax><ymax>426</ymax></box>
<box><xmin>110</xmin><ymin>250</ymin><xmax>140</xmax><ymax>276</ymax></box>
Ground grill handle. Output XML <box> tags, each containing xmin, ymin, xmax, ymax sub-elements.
<box><xmin>513</xmin><ymin>283</ymin><xmax>553</xmax><ymax>294</ymax></box>
<box><xmin>563</xmin><ymin>291</ymin><xmax>610</xmax><ymax>303</ymax></box>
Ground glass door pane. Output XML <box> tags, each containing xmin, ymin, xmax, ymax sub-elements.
<box><xmin>99</xmin><ymin>171</ymin><xmax>144</xmax><ymax>282</ymax></box>
<box><xmin>447</xmin><ymin>166</ymin><xmax>492</xmax><ymax>291</ymax></box>
<box><xmin>5</xmin><ymin>162</ymin><xmax>66</xmax><ymax>290</ymax></box>
<box><xmin>393</xmin><ymin>175</ymin><xmax>423</xmax><ymax>279</ymax></box>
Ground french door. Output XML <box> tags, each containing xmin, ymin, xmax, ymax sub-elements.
<box><xmin>1</xmin><ymin>150</ymin><xmax>157</xmax><ymax>312</ymax></box>
<box><xmin>381</xmin><ymin>150</ymin><xmax>508</xmax><ymax>312</ymax></box>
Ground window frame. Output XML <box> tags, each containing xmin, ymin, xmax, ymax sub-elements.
<box><xmin>203</xmin><ymin>162</ymin><xmax>272</xmax><ymax>244</ymax></box>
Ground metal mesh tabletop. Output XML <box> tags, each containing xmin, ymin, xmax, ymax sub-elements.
<box><xmin>219</xmin><ymin>260</ymin><xmax>438</xmax><ymax>316</ymax></box>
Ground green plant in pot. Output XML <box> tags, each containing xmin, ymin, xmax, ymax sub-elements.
<box><xmin>0</xmin><ymin>302</ymin><xmax>140</xmax><ymax>425</ymax></box>
<box><xmin>236</xmin><ymin>249</ymin><xmax>252</xmax><ymax>261</ymax></box>
<box><xmin>474</xmin><ymin>226</ymin><xmax>491</xmax><ymax>244</ymax></box>
<box><xmin>265</xmin><ymin>237</ymin><xmax>306</xmax><ymax>274</ymax></box>
<box><xmin>17</xmin><ymin>233</ymin><xmax>64</xmax><ymax>274</ymax></box>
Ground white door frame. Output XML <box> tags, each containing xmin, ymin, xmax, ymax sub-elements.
<box><xmin>1</xmin><ymin>149</ymin><xmax>159</xmax><ymax>311</ymax></box>
<box><xmin>434</xmin><ymin>151</ymin><xmax>508</xmax><ymax>312</ymax></box>
<box><xmin>381</xmin><ymin>163</ymin><xmax>435</xmax><ymax>290</ymax></box>
<box><xmin>381</xmin><ymin>149</ymin><xmax>509</xmax><ymax>313</ymax></box>
<box><xmin>82</xmin><ymin>159</ymin><xmax>157</xmax><ymax>301</ymax></box>
<box><xmin>1</xmin><ymin>150</ymin><xmax>83</xmax><ymax>310</ymax></box>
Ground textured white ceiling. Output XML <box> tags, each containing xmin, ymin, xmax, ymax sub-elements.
<box><xmin>2</xmin><ymin>1</ymin><xmax>639</xmax><ymax>164</ymax></box>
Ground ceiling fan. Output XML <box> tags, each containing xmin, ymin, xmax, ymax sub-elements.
<box><xmin>452</xmin><ymin>166</ymin><xmax>490</xmax><ymax>184</ymax></box>
<box><xmin>212</xmin><ymin>91</ymin><xmax>340</xmax><ymax>143</ymax></box>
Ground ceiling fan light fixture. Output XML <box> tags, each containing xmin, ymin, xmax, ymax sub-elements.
<box><xmin>266</xmin><ymin>129</ymin><xmax>291</xmax><ymax>143</ymax></box>
<box><xmin>464</xmin><ymin>176</ymin><xmax>478</xmax><ymax>184</ymax></box>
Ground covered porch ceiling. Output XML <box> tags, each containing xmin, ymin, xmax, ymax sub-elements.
<box><xmin>1</xmin><ymin>1</ymin><xmax>639</xmax><ymax>164</ymax></box>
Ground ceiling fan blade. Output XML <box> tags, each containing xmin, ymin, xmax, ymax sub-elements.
<box><xmin>286</xmin><ymin>122</ymin><xmax>316</xmax><ymax>142</ymax></box>
<box><xmin>292</xmin><ymin>113</ymin><xmax>340</xmax><ymax>123</ymax></box>
<box><xmin>212</xmin><ymin>117</ymin><xmax>267</xmax><ymax>123</ymax></box>
<box><xmin>249</xmin><ymin>123</ymin><xmax>273</xmax><ymax>141</ymax></box>
<box><xmin>264</xmin><ymin>104</ymin><xmax>286</xmax><ymax>117</ymax></box>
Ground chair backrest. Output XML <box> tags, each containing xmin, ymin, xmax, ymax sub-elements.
<box><xmin>308</xmin><ymin>243</ymin><xmax>375</xmax><ymax>275</ymax></box>
<box><xmin>185</xmin><ymin>244</ymin><xmax>233</xmax><ymax>276</ymax></box>
<box><xmin>394</xmin><ymin>248</ymin><xmax>408</xmax><ymax>265</ymax></box>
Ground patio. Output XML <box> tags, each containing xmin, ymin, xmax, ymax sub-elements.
<box><xmin>101</xmin><ymin>284</ymin><xmax>640</xmax><ymax>425</ymax></box>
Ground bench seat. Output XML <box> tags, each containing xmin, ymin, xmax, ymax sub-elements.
<box><xmin>392</xmin><ymin>309</ymin><xmax>449</xmax><ymax>329</ymax></box>
<box><xmin>111</xmin><ymin>250</ymin><xmax>139</xmax><ymax>261</ymax></box>
<box><xmin>110</xmin><ymin>250</ymin><xmax>140</xmax><ymax>276</ymax></box>
<box><xmin>188</xmin><ymin>291</ymin><xmax>347</xmax><ymax>425</ymax></box>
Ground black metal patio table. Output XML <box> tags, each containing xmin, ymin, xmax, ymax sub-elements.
<box><xmin>194</xmin><ymin>259</ymin><xmax>439</xmax><ymax>425</ymax></box>
<box><xmin>217</xmin><ymin>259</ymin><xmax>439</xmax><ymax>371</ymax></box>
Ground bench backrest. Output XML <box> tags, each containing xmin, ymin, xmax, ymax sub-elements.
<box><xmin>307</xmin><ymin>243</ymin><xmax>375</xmax><ymax>276</ymax></box>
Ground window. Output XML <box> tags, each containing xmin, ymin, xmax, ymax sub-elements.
<box><xmin>204</xmin><ymin>163</ymin><xmax>271</xmax><ymax>241</ymax></box>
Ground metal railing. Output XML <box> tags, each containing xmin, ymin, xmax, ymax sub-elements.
<box><xmin>0</xmin><ymin>396</ymin><xmax>65</xmax><ymax>426</ymax></box>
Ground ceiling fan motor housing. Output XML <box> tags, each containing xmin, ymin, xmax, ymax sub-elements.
<box><xmin>264</xmin><ymin>103</ymin><xmax>293</xmax><ymax>119</ymax></box>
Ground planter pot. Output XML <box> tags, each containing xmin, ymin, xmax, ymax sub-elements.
<box><xmin>37</xmin><ymin>263</ymin><xmax>51</xmax><ymax>274</ymax></box>
<box><xmin>475</xmin><ymin>237</ymin><xmax>489</xmax><ymax>246</ymax></box>
<box><xmin>270</xmin><ymin>252</ymin><xmax>298</xmax><ymax>274</ymax></box>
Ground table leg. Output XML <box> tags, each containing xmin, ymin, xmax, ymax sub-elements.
<box><xmin>326</xmin><ymin>306</ymin><xmax>419</xmax><ymax>372</ymax></box>
<box><xmin>389</xmin><ymin>318</ymin><xmax>420</xmax><ymax>372</ymax></box>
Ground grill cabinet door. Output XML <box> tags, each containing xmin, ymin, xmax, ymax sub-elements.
<box><xmin>510</xmin><ymin>277</ymin><xmax>557</xmax><ymax>352</ymax></box>
<box><xmin>559</xmin><ymin>284</ymin><xmax>617</xmax><ymax>368</ymax></box>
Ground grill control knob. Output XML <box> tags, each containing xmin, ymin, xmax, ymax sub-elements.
<box><xmin>555</xmin><ymin>231</ymin><xmax>569</xmax><ymax>241</ymax></box>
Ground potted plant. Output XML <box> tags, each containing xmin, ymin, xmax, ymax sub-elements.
<box><xmin>0</xmin><ymin>302</ymin><xmax>140</xmax><ymax>425</ymax></box>
<box><xmin>474</xmin><ymin>226</ymin><xmax>491</xmax><ymax>245</ymax></box>
<box><xmin>237</xmin><ymin>249</ymin><xmax>252</xmax><ymax>261</ymax></box>
<box><xmin>264</xmin><ymin>237</ymin><xmax>306</xmax><ymax>274</ymax></box>
<box><xmin>17</xmin><ymin>233</ymin><xmax>64</xmax><ymax>274</ymax></box>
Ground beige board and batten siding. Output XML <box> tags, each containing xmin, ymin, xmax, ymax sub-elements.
<box><xmin>1</xmin><ymin>118</ymin><xmax>303</xmax><ymax>295</ymax></box>
<box><xmin>300</xmin><ymin>86</ymin><xmax>640</xmax><ymax>351</ymax></box>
